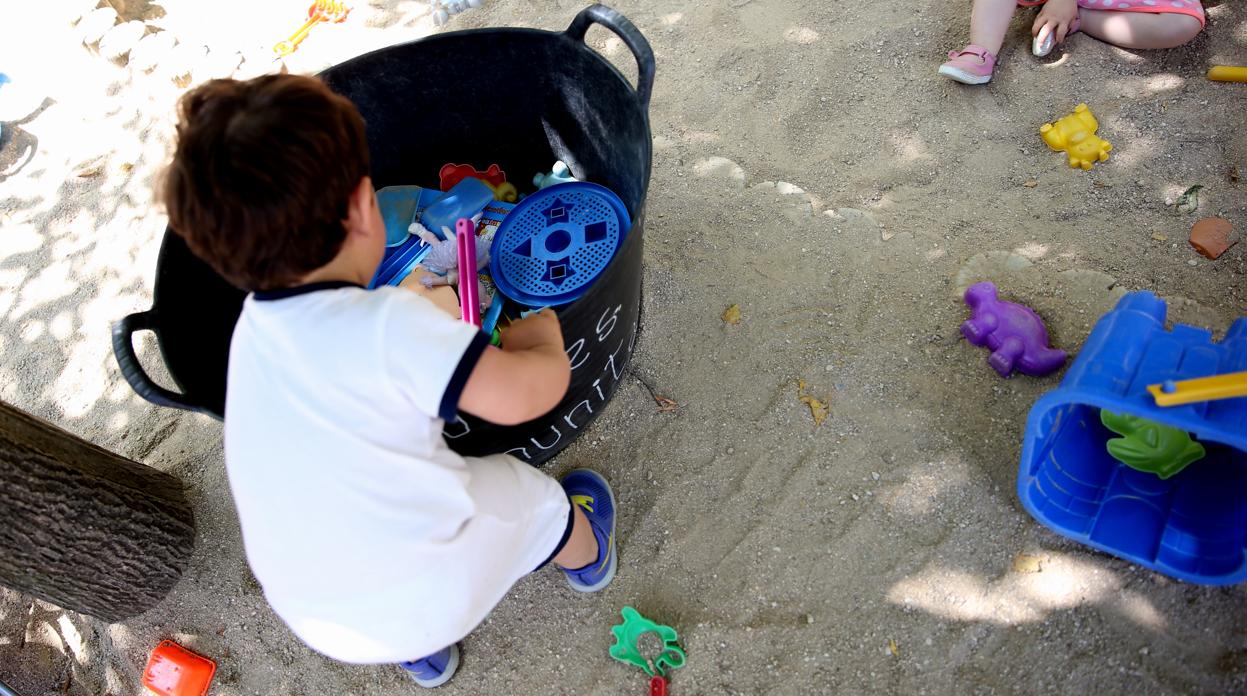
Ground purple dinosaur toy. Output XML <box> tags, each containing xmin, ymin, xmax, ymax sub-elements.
<box><xmin>961</xmin><ymin>282</ymin><xmax>1067</xmax><ymax>378</ymax></box>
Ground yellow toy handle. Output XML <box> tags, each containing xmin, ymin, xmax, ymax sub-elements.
<box><xmin>1207</xmin><ymin>66</ymin><xmax>1247</xmax><ymax>83</ymax></box>
<box><xmin>273</xmin><ymin>1</ymin><xmax>350</xmax><ymax>57</ymax></box>
<box><xmin>1148</xmin><ymin>371</ymin><xmax>1247</xmax><ymax>406</ymax></box>
<box><xmin>274</xmin><ymin>16</ymin><xmax>321</xmax><ymax>57</ymax></box>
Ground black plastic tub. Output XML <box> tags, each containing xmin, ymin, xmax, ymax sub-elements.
<box><xmin>113</xmin><ymin>4</ymin><xmax>654</xmax><ymax>466</ymax></box>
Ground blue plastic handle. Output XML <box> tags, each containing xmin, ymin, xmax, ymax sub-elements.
<box><xmin>420</xmin><ymin>178</ymin><xmax>493</xmax><ymax>240</ymax></box>
<box><xmin>482</xmin><ymin>293</ymin><xmax>506</xmax><ymax>333</ymax></box>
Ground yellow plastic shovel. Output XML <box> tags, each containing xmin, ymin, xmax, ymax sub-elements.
<box><xmin>1148</xmin><ymin>371</ymin><xmax>1247</xmax><ymax>406</ymax></box>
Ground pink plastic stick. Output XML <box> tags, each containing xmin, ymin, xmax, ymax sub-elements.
<box><xmin>456</xmin><ymin>218</ymin><xmax>480</xmax><ymax>326</ymax></box>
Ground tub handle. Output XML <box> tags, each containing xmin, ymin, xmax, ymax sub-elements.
<box><xmin>112</xmin><ymin>311</ymin><xmax>213</xmax><ymax>416</ymax></box>
<box><xmin>567</xmin><ymin>4</ymin><xmax>655</xmax><ymax>112</ymax></box>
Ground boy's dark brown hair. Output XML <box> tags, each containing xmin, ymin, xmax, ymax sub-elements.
<box><xmin>163</xmin><ymin>74</ymin><xmax>369</xmax><ymax>291</ymax></box>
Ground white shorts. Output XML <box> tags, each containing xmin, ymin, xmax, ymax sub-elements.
<box><xmin>276</xmin><ymin>454</ymin><xmax>572</xmax><ymax>664</ymax></box>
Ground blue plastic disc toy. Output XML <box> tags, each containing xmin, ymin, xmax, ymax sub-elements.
<box><xmin>490</xmin><ymin>182</ymin><xmax>630</xmax><ymax>307</ymax></box>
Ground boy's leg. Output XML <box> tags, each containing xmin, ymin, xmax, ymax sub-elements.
<box><xmin>1077</xmin><ymin>10</ymin><xmax>1202</xmax><ymax>49</ymax></box>
<box><xmin>971</xmin><ymin>0</ymin><xmax>1022</xmax><ymax>54</ymax></box>
<box><xmin>552</xmin><ymin>501</ymin><xmax>598</xmax><ymax>569</ymax></box>
<box><xmin>556</xmin><ymin>469</ymin><xmax>619</xmax><ymax>592</ymax></box>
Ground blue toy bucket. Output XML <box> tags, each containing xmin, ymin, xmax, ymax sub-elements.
<box><xmin>491</xmin><ymin>182</ymin><xmax>630</xmax><ymax>308</ymax></box>
<box><xmin>1018</xmin><ymin>292</ymin><xmax>1247</xmax><ymax>585</ymax></box>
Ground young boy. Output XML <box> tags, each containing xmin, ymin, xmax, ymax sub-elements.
<box><xmin>162</xmin><ymin>74</ymin><xmax>619</xmax><ymax>688</ymax></box>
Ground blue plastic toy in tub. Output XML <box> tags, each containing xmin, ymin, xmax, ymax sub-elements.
<box><xmin>376</xmin><ymin>185</ymin><xmax>427</xmax><ymax>247</ymax></box>
<box><xmin>421</xmin><ymin>177</ymin><xmax>495</xmax><ymax>240</ymax></box>
<box><xmin>1018</xmin><ymin>291</ymin><xmax>1247</xmax><ymax>584</ymax></box>
<box><xmin>489</xmin><ymin>181</ymin><xmax>630</xmax><ymax>307</ymax></box>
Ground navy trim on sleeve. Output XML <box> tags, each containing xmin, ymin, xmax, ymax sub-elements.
<box><xmin>533</xmin><ymin>497</ymin><xmax>576</xmax><ymax>572</ymax></box>
<box><xmin>437</xmin><ymin>330</ymin><xmax>491</xmax><ymax>421</ymax></box>
<box><xmin>253</xmin><ymin>280</ymin><xmax>364</xmax><ymax>301</ymax></box>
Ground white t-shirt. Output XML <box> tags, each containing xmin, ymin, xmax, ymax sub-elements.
<box><xmin>223</xmin><ymin>282</ymin><xmax>569</xmax><ymax>663</ymax></box>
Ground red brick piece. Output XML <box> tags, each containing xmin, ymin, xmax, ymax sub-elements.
<box><xmin>1189</xmin><ymin>217</ymin><xmax>1237</xmax><ymax>260</ymax></box>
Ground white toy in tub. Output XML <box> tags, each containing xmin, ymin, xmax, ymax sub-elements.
<box><xmin>430</xmin><ymin>0</ymin><xmax>484</xmax><ymax>27</ymax></box>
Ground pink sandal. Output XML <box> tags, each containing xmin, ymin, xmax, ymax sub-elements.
<box><xmin>938</xmin><ymin>44</ymin><xmax>997</xmax><ymax>85</ymax></box>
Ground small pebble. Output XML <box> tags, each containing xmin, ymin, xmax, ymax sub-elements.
<box><xmin>1188</xmin><ymin>259</ymin><xmax>1199</xmax><ymax>266</ymax></box>
<box><xmin>78</xmin><ymin>7</ymin><xmax>119</xmax><ymax>45</ymax></box>
<box><xmin>99</xmin><ymin>20</ymin><xmax>147</xmax><ymax>61</ymax></box>
<box><xmin>128</xmin><ymin>31</ymin><xmax>176</xmax><ymax>73</ymax></box>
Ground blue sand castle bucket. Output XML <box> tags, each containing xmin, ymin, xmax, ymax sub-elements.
<box><xmin>1019</xmin><ymin>292</ymin><xmax>1247</xmax><ymax>584</ymax></box>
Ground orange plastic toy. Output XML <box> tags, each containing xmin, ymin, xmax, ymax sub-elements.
<box><xmin>439</xmin><ymin>163</ymin><xmax>518</xmax><ymax>202</ymax></box>
<box><xmin>142</xmin><ymin>641</ymin><xmax>217</xmax><ymax>696</ymax></box>
<box><xmin>273</xmin><ymin>1</ymin><xmax>350</xmax><ymax>58</ymax></box>
<box><xmin>1040</xmin><ymin>103</ymin><xmax>1112</xmax><ymax>170</ymax></box>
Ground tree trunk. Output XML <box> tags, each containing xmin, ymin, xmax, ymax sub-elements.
<box><xmin>0</xmin><ymin>401</ymin><xmax>195</xmax><ymax>622</ymax></box>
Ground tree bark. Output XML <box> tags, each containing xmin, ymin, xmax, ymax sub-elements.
<box><xmin>0</xmin><ymin>401</ymin><xmax>195</xmax><ymax>622</ymax></box>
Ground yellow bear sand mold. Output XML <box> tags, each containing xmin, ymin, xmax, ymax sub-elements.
<box><xmin>1041</xmin><ymin>103</ymin><xmax>1112</xmax><ymax>171</ymax></box>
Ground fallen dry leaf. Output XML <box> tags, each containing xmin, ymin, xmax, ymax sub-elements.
<box><xmin>655</xmin><ymin>396</ymin><xmax>678</xmax><ymax>413</ymax></box>
<box><xmin>120</xmin><ymin>162</ymin><xmax>134</xmax><ymax>173</ymax></box>
<box><xmin>1175</xmin><ymin>184</ymin><xmax>1203</xmax><ymax>214</ymax></box>
<box><xmin>1022</xmin><ymin>180</ymin><xmax>1038</xmax><ymax>188</ymax></box>
<box><xmin>887</xmin><ymin>639</ymin><xmax>900</xmax><ymax>657</ymax></box>
<box><xmin>1012</xmin><ymin>553</ymin><xmax>1043</xmax><ymax>573</ymax></box>
<box><xmin>800</xmin><ymin>394</ymin><xmax>828</xmax><ymax>426</ymax></box>
<box><xmin>796</xmin><ymin>379</ymin><xmax>829</xmax><ymax>426</ymax></box>
<box><xmin>722</xmin><ymin>304</ymin><xmax>742</xmax><ymax>325</ymax></box>
<box><xmin>76</xmin><ymin>166</ymin><xmax>104</xmax><ymax>178</ymax></box>
<box><xmin>1151</xmin><ymin>232</ymin><xmax>1168</xmax><ymax>242</ymax></box>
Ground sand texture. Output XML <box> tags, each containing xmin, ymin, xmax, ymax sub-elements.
<box><xmin>2</xmin><ymin>0</ymin><xmax>1246</xmax><ymax>694</ymax></box>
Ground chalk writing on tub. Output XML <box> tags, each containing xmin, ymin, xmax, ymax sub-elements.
<box><xmin>439</xmin><ymin>303</ymin><xmax>633</xmax><ymax>461</ymax></box>
<box><xmin>506</xmin><ymin>304</ymin><xmax>630</xmax><ymax>460</ymax></box>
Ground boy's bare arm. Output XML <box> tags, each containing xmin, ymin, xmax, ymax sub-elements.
<box><xmin>458</xmin><ymin>309</ymin><xmax>571</xmax><ymax>425</ymax></box>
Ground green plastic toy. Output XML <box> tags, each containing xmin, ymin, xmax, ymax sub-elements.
<box><xmin>609</xmin><ymin>606</ymin><xmax>686</xmax><ymax>678</ymax></box>
<box><xmin>1100</xmin><ymin>410</ymin><xmax>1206</xmax><ymax>479</ymax></box>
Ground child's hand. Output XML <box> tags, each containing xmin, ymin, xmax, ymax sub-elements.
<box><xmin>408</xmin><ymin>212</ymin><xmax>483</xmax><ymax>245</ymax></box>
<box><xmin>500</xmin><ymin>309</ymin><xmax>564</xmax><ymax>353</ymax></box>
<box><xmin>460</xmin><ymin>308</ymin><xmax>571</xmax><ymax>424</ymax></box>
<box><xmin>1033</xmin><ymin>0</ymin><xmax>1079</xmax><ymax>45</ymax></box>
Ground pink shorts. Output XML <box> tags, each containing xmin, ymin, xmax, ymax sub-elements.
<box><xmin>1017</xmin><ymin>0</ymin><xmax>1205</xmax><ymax>27</ymax></box>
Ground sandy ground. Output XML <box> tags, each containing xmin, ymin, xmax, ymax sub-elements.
<box><xmin>3</xmin><ymin>0</ymin><xmax>1247</xmax><ymax>694</ymax></box>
